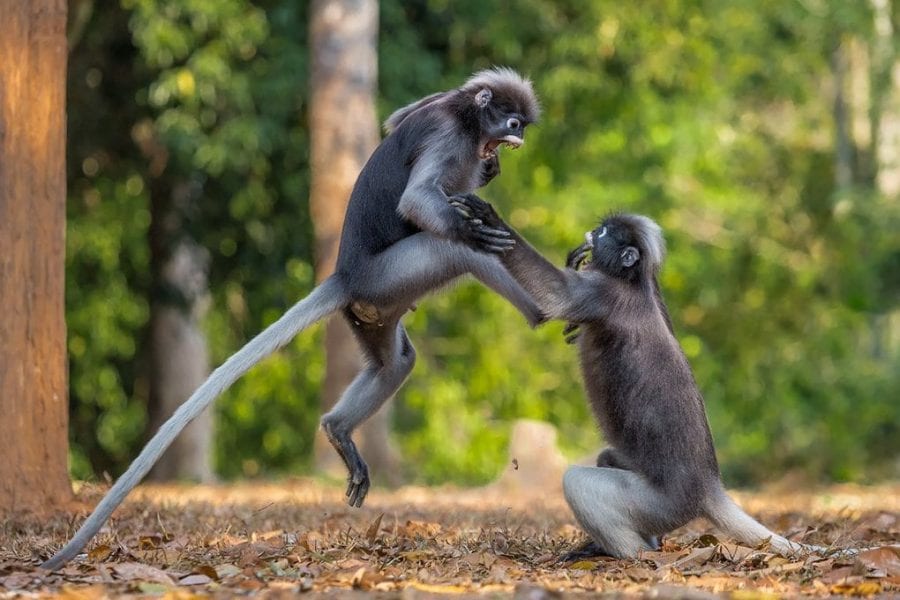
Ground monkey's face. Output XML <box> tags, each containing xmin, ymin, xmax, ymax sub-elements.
<box><xmin>585</xmin><ymin>221</ymin><xmax>642</xmax><ymax>282</ymax></box>
<box><xmin>473</xmin><ymin>88</ymin><xmax>530</xmax><ymax>160</ymax></box>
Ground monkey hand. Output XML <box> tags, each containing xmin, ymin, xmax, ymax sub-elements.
<box><xmin>563</xmin><ymin>322</ymin><xmax>581</xmax><ymax>344</ymax></box>
<box><xmin>478</xmin><ymin>155</ymin><xmax>501</xmax><ymax>187</ymax></box>
<box><xmin>449</xmin><ymin>193</ymin><xmax>504</xmax><ymax>228</ymax></box>
<box><xmin>566</xmin><ymin>242</ymin><xmax>591</xmax><ymax>270</ymax></box>
<box><xmin>448</xmin><ymin>195</ymin><xmax>514</xmax><ymax>254</ymax></box>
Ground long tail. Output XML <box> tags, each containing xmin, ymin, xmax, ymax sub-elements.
<box><xmin>704</xmin><ymin>487</ymin><xmax>822</xmax><ymax>556</ymax></box>
<box><xmin>42</xmin><ymin>276</ymin><xmax>348</xmax><ymax>570</ymax></box>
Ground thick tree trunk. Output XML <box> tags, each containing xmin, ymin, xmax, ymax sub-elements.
<box><xmin>146</xmin><ymin>180</ymin><xmax>214</xmax><ymax>481</ymax></box>
<box><xmin>308</xmin><ymin>0</ymin><xmax>399</xmax><ymax>482</ymax></box>
<box><xmin>0</xmin><ymin>0</ymin><xmax>72</xmax><ymax>512</ymax></box>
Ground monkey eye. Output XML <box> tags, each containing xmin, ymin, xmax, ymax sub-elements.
<box><xmin>596</xmin><ymin>226</ymin><xmax>607</xmax><ymax>239</ymax></box>
<box><xmin>506</xmin><ymin>117</ymin><xmax>521</xmax><ymax>130</ymax></box>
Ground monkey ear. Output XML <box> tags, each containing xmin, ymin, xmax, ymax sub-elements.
<box><xmin>621</xmin><ymin>246</ymin><xmax>640</xmax><ymax>268</ymax></box>
<box><xmin>475</xmin><ymin>88</ymin><xmax>493</xmax><ymax>108</ymax></box>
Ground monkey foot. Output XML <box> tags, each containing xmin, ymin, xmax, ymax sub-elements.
<box><xmin>560</xmin><ymin>540</ymin><xmax>611</xmax><ymax>563</ymax></box>
<box><xmin>346</xmin><ymin>463</ymin><xmax>370</xmax><ymax>508</ymax></box>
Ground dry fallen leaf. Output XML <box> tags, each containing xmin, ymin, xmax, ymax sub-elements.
<box><xmin>830</xmin><ymin>580</ymin><xmax>882</xmax><ymax>596</ymax></box>
<box><xmin>111</xmin><ymin>562</ymin><xmax>175</xmax><ymax>585</ymax></box>
<box><xmin>365</xmin><ymin>513</ymin><xmax>384</xmax><ymax>543</ymax></box>
<box><xmin>178</xmin><ymin>573</ymin><xmax>213</xmax><ymax>586</ymax></box>
<box><xmin>668</xmin><ymin>546</ymin><xmax>716</xmax><ymax>570</ymax></box>
<box><xmin>87</xmin><ymin>545</ymin><xmax>112</xmax><ymax>562</ymax></box>
<box><xmin>856</xmin><ymin>545</ymin><xmax>900</xmax><ymax>577</ymax></box>
<box><xmin>2</xmin><ymin>481</ymin><xmax>897</xmax><ymax>597</ymax></box>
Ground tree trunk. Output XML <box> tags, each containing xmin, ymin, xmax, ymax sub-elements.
<box><xmin>869</xmin><ymin>0</ymin><xmax>899</xmax><ymax>358</ymax></box>
<box><xmin>0</xmin><ymin>0</ymin><xmax>72</xmax><ymax>512</ymax></box>
<box><xmin>308</xmin><ymin>0</ymin><xmax>399</xmax><ymax>482</ymax></box>
<box><xmin>146</xmin><ymin>178</ymin><xmax>214</xmax><ymax>482</ymax></box>
<box><xmin>870</xmin><ymin>0</ymin><xmax>900</xmax><ymax>197</ymax></box>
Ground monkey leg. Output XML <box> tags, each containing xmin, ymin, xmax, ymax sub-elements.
<box><xmin>352</xmin><ymin>232</ymin><xmax>543</xmax><ymax>326</ymax></box>
<box><xmin>562</xmin><ymin>465</ymin><xmax>674</xmax><ymax>558</ymax></box>
<box><xmin>321</xmin><ymin>320</ymin><xmax>416</xmax><ymax>508</ymax></box>
<box><xmin>464</xmin><ymin>249</ymin><xmax>545</xmax><ymax>326</ymax></box>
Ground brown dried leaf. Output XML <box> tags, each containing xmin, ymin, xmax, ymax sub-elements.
<box><xmin>399</xmin><ymin>550</ymin><xmax>433</xmax><ymax>562</ymax></box>
<box><xmin>641</xmin><ymin>549</ymin><xmax>689</xmax><ymax>568</ymax></box>
<box><xmin>668</xmin><ymin>546</ymin><xmax>716</xmax><ymax>570</ymax></box>
<box><xmin>111</xmin><ymin>562</ymin><xmax>176</xmax><ymax>585</ymax></box>
<box><xmin>567</xmin><ymin>560</ymin><xmax>597</xmax><ymax>571</ymax></box>
<box><xmin>0</xmin><ymin>572</ymin><xmax>33</xmax><ymax>590</ymax></box>
<box><xmin>87</xmin><ymin>544</ymin><xmax>112</xmax><ymax>562</ymax></box>
<box><xmin>400</xmin><ymin>520</ymin><xmax>442</xmax><ymax>538</ymax></box>
<box><xmin>56</xmin><ymin>585</ymin><xmax>110</xmax><ymax>600</ymax></box>
<box><xmin>830</xmin><ymin>580</ymin><xmax>882</xmax><ymax>596</ymax></box>
<box><xmin>408</xmin><ymin>581</ymin><xmax>469</xmax><ymax>593</ymax></box>
<box><xmin>365</xmin><ymin>513</ymin><xmax>384</xmax><ymax>543</ymax></box>
<box><xmin>191</xmin><ymin>564</ymin><xmax>219</xmax><ymax>581</ymax></box>
<box><xmin>624</xmin><ymin>566</ymin><xmax>655</xmax><ymax>582</ymax></box>
<box><xmin>300</xmin><ymin>531</ymin><xmax>323</xmax><ymax>553</ymax></box>
<box><xmin>856</xmin><ymin>545</ymin><xmax>900</xmax><ymax>577</ymax></box>
<box><xmin>717</xmin><ymin>542</ymin><xmax>757</xmax><ymax>564</ymax></box>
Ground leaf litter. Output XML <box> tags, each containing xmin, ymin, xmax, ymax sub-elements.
<box><xmin>0</xmin><ymin>480</ymin><xmax>897</xmax><ymax>598</ymax></box>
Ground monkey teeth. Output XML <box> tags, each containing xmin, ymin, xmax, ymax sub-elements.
<box><xmin>480</xmin><ymin>136</ymin><xmax>524</xmax><ymax>160</ymax></box>
<box><xmin>499</xmin><ymin>135</ymin><xmax>524</xmax><ymax>148</ymax></box>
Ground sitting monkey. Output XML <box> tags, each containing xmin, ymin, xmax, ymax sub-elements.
<box><xmin>452</xmin><ymin>196</ymin><xmax>824</xmax><ymax>559</ymax></box>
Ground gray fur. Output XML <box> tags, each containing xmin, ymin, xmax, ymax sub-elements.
<box><xmin>41</xmin><ymin>277</ymin><xmax>348</xmax><ymax>570</ymax></box>
<box><xmin>462</xmin><ymin>67</ymin><xmax>541</xmax><ymax>122</ymax></box>
<box><xmin>450</xmin><ymin>199</ymin><xmax>828</xmax><ymax>559</ymax></box>
<box><xmin>383</xmin><ymin>91</ymin><xmax>448</xmax><ymax>134</ymax></box>
<box><xmin>43</xmin><ymin>69</ymin><xmax>541</xmax><ymax>570</ymax></box>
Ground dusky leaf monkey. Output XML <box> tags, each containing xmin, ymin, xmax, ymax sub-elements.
<box><xmin>451</xmin><ymin>196</ymin><xmax>829</xmax><ymax>559</ymax></box>
<box><xmin>43</xmin><ymin>68</ymin><xmax>541</xmax><ymax>570</ymax></box>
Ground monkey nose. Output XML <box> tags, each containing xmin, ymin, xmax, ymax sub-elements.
<box><xmin>585</xmin><ymin>231</ymin><xmax>593</xmax><ymax>245</ymax></box>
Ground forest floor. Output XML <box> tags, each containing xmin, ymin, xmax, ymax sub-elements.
<box><xmin>1</xmin><ymin>479</ymin><xmax>898</xmax><ymax>598</ymax></box>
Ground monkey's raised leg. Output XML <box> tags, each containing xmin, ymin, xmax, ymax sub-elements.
<box><xmin>563</xmin><ymin>465</ymin><xmax>675</xmax><ymax>558</ymax></box>
<box><xmin>351</xmin><ymin>232</ymin><xmax>543</xmax><ymax>327</ymax></box>
<box><xmin>321</xmin><ymin>319</ymin><xmax>416</xmax><ymax>507</ymax></box>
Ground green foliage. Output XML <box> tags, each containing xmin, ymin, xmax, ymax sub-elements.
<box><xmin>66</xmin><ymin>0</ymin><xmax>899</xmax><ymax>486</ymax></box>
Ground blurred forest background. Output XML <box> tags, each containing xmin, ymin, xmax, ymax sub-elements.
<box><xmin>65</xmin><ymin>0</ymin><xmax>898</xmax><ymax>489</ymax></box>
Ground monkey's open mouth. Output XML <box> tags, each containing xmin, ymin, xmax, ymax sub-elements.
<box><xmin>480</xmin><ymin>135</ymin><xmax>524</xmax><ymax>159</ymax></box>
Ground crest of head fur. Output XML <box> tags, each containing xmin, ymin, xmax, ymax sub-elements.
<box><xmin>384</xmin><ymin>67</ymin><xmax>540</xmax><ymax>134</ymax></box>
<box><xmin>461</xmin><ymin>67</ymin><xmax>541</xmax><ymax>123</ymax></box>
<box><xmin>618</xmin><ymin>214</ymin><xmax>665</xmax><ymax>270</ymax></box>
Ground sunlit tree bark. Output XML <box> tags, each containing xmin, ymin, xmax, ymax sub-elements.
<box><xmin>0</xmin><ymin>0</ymin><xmax>72</xmax><ymax>511</ymax></box>
<box><xmin>309</xmin><ymin>0</ymin><xmax>399</xmax><ymax>481</ymax></box>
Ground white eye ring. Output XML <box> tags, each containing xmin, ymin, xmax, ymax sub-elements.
<box><xmin>597</xmin><ymin>226</ymin><xmax>607</xmax><ymax>238</ymax></box>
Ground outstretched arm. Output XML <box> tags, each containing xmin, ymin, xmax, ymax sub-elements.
<box><xmin>450</xmin><ymin>195</ymin><xmax>613</xmax><ymax>322</ymax></box>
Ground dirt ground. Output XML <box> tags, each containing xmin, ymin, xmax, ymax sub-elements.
<box><xmin>1</xmin><ymin>479</ymin><xmax>898</xmax><ymax>598</ymax></box>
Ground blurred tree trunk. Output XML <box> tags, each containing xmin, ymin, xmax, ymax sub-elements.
<box><xmin>309</xmin><ymin>0</ymin><xmax>399</xmax><ymax>482</ymax></box>
<box><xmin>869</xmin><ymin>0</ymin><xmax>898</xmax><ymax>358</ymax></box>
<box><xmin>0</xmin><ymin>0</ymin><xmax>72</xmax><ymax>511</ymax></box>
<box><xmin>140</xmin><ymin>127</ymin><xmax>214</xmax><ymax>481</ymax></box>
<box><xmin>870</xmin><ymin>0</ymin><xmax>900</xmax><ymax>198</ymax></box>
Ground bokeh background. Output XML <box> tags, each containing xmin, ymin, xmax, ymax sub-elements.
<box><xmin>65</xmin><ymin>0</ymin><xmax>898</xmax><ymax>488</ymax></box>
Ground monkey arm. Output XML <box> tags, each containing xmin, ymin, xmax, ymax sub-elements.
<box><xmin>397</xmin><ymin>158</ymin><xmax>458</xmax><ymax>236</ymax></box>
<box><xmin>397</xmin><ymin>156</ymin><xmax>513</xmax><ymax>254</ymax></box>
<box><xmin>450</xmin><ymin>195</ymin><xmax>618</xmax><ymax>322</ymax></box>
